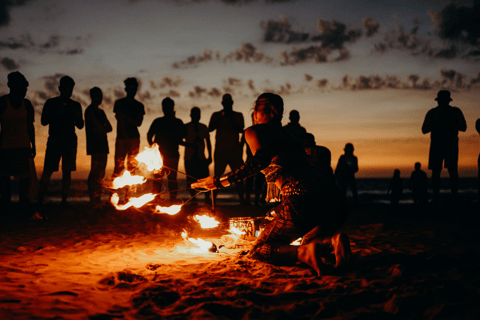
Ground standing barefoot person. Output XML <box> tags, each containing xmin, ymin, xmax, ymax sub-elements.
<box><xmin>193</xmin><ymin>93</ymin><xmax>351</xmax><ymax>276</ymax></box>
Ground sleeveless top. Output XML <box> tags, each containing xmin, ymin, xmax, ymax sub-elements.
<box><xmin>1</xmin><ymin>98</ymin><xmax>31</xmax><ymax>149</ymax></box>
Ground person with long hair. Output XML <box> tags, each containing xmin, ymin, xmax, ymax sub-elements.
<box><xmin>192</xmin><ymin>93</ymin><xmax>351</xmax><ymax>276</ymax></box>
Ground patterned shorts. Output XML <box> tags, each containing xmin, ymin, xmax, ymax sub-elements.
<box><xmin>0</xmin><ymin>148</ymin><xmax>32</xmax><ymax>179</ymax></box>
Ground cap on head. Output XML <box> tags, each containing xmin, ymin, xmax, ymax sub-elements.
<box><xmin>7</xmin><ymin>71</ymin><xmax>28</xmax><ymax>87</ymax></box>
<box><xmin>435</xmin><ymin>90</ymin><xmax>452</xmax><ymax>102</ymax></box>
<box><xmin>59</xmin><ymin>75</ymin><xmax>75</xmax><ymax>88</ymax></box>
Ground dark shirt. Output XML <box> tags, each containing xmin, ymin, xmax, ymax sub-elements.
<box><xmin>409</xmin><ymin>170</ymin><xmax>428</xmax><ymax>193</ymax></box>
<box><xmin>41</xmin><ymin>96</ymin><xmax>83</xmax><ymax>142</ymax></box>
<box><xmin>147</xmin><ymin>117</ymin><xmax>186</xmax><ymax>158</ymax></box>
<box><xmin>335</xmin><ymin>154</ymin><xmax>358</xmax><ymax>182</ymax></box>
<box><xmin>283</xmin><ymin>123</ymin><xmax>307</xmax><ymax>139</ymax></box>
<box><xmin>113</xmin><ymin>98</ymin><xmax>145</xmax><ymax>139</ymax></box>
<box><xmin>85</xmin><ymin>105</ymin><xmax>110</xmax><ymax>155</ymax></box>
<box><xmin>0</xmin><ymin>95</ymin><xmax>35</xmax><ymax>122</ymax></box>
<box><xmin>422</xmin><ymin>106</ymin><xmax>466</xmax><ymax>146</ymax></box>
<box><xmin>305</xmin><ymin>145</ymin><xmax>335</xmax><ymax>184</ymax></box>
<box><xmin>208</xmin><ymin>110</ymin><xmax>244</xmax><ymax>150</ymax></box>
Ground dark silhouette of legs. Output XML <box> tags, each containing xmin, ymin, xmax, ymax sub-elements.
<box><xmin>61</xmin><ymin>171</ymin><xmax>71</xmax><ymax>206</ymax></box>
<box><xmin>447</xmin><ymin>167</ymin><xmax>459</xmax><ymax>202</ymax></box>
<box><xmin>88</xmin><ymin>154</ymin><xmax>107</xmax><ymax>203</ymax></box>
<box><xmin>431</xmin><ymin>169</ymin><xmax>441</xmax><ymax>203</ymax></box>
<box><xmin>38</xmin><ymin>167</ymin><xmax>54</xmax><ymax>206</ymax></box>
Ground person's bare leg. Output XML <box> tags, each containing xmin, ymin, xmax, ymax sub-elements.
<box><xmin>38</xmin><ymin>168</ymin><xmax>54</xmax><ymax>205</ymax></box>
<box><xmin>447</xmin><ymin>167</ymin><xmax>459</xmax><ymax>203</ymax></box>
<box><xmin>296</xmin><ymin>242</ymin><xmax>324</xmax><ymax>277</ymax></box>
<box><xmin>61</xmin><ymin>170</ymin><xmax>71</xmax><ymax>206</ymax></box>
<box><xmin>431</xmin><ymin>169</ymin><xmax>441</xmax><ymax>203</ymax></box>
<box><xmin>331</xmin><ymin>233</ymin><xmax>352</xmax><ymax>269</ymax></box>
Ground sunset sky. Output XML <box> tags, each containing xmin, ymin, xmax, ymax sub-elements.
<box><xmin>1</xmin><ymin>0</ymin><xmax>479</xmax><ymax>179</ymax></box>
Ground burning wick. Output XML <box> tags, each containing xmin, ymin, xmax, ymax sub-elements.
<box><xmin>111</xmin><ymin>171</ymin><xmax>146</xmax><ymax>190</ymax></box>
<box><xmin>194</xmin><ymin>215</ymin><xmax>219</xmax><ymax>229</ymax></box>
<box><xmin>135</xmin><ymin>143</ymin><xmax>163</xmax><ymax>172</ymax></box>
<box><xmin>154</xmin><ymin>205</ymin><xmax>182</xmax><ymax>215</ymax></box>
<box><xmin>110</xmin><ymin>193</ymin><xmax>156</xmax><ymax>210</ymax></box>
<box><xmin>290</xmin><ymin>237</ymin><xmax>302</xmax><ymax>246</ymax></box>
<box><xmin>181</xmin><ymin>230</ymin><xmax>217</xmax><ymax>253</ymax></box>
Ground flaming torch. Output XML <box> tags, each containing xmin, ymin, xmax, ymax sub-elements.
<box><xmin>181</xmin><ymin>230</ymin><xmax>217</xmax><ymax>253</ymax></box>
<box><xmin>135</xmin><ymin>143</ymin><xmax>163</xmax><ymax>172</ymax></box>
<box><xmin>194</xmin><ymin>215</ymin><xmax>220</xmax><ymax>229</ymax></box>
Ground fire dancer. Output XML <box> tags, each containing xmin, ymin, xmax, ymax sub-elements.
<box><xmin>208</xmin><ymin>94</ymin><xmax>246</xmax><ymax>205</ymax></box>
<box><xmin>85</xmin><ymin>87</ymin><xmax>112</xmax><ymax>205</ymax></box>
<box><xmin>38</xmin><ymin>76</ymin><xmax>84</xmax><ymax>207</ymax></box>
<box><xmin>0</xmin><ymin>72</ymin><xmax>36</xmax><ymax>217</ymax></box>
<box><xmin>184</xmin><ymin>107</ymin><xmax>212</xmax><ymax>204</ymax></box>
<box><xmin>193</xmin><ymin>93</ymin><xmax>352</xmax><ymax>276</ymax></box>
<box><xmin>147</xmin><ymin>97</ymin><xmax>186</xmax><ymax>203</ymax></box>
<box><xmin>422</xmin><ymin>90</ymin><xmax>466</xmax><ymax>204</ymax></box>
<box><xmin>112</xmin><ymin>77</ymin><xmax>145</xmax><ymax>178</ymax></box>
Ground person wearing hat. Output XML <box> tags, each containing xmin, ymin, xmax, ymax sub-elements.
<box><xmin>38</xmin><ymin>75</ymin><xmax>84</xmax><ymax>207</ymax></box>
<box><xmin>0</xmin><ymin>72</ymin><xmax>36</xmax><ymax>218</ymax></box>
<box><xmin>422</xmin><ymin>90</ymin><xmax>466</xmax><ymax>204</ymax></box>
<box><xmin>208</xmin><ymin>94</ymin><xmax>246</xmax><ymax>205</ymax></box>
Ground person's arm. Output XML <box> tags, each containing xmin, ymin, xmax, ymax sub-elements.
<box><xmin>208</xmin><ymin>112</ymin><xmax>221</xmax><ymax>132</ymax></box>
<box><xmin>353</xmin><ymin>156</ymin><xmax>359</xmax><ymax>173</ymax></box>
<box><xmin>421</xmin><ymin>110</ymin><xmax>433</xmax><ymax>134</ymax></box>
<box><xmin>147</xmin><ymin>119</ymin><xmax>156</xmax><ymax>146</ymax></box>
<box><xmin>206</xmin><ymin>131</ymin><xmax>212</xmax><ymax>163</ymax></box>
<box><xmin>72</xmin><ymin>102</ymin><xmax>84</xmax><ymax>130</ymax></box>
<box><xmin>455</xmin><ymin>108</ymin><xmax>467</xmax><ymax>132</ymax></box>
<box><xmin>104</xmin><ymin>111</ymin><xmax>113</xmax><ymax>133</ymax></box>
<box><xmin>25</xmin><ymin>100</ymin><xmax>36</xmax><ymax>158</ymax></box>
<box><xmin>191</xmin><ymin>126</ymin><xmax>273</xmax><ymax>190</ymax></box>
<box><xmin>177</xmin><ymin>120</ymin><xmax>188</xmax><ymax>146</ymax></box>
<box><xmin>87</xmin><ymin>108</ymin><xmax>108</xmax><ymax>133</ymax></box>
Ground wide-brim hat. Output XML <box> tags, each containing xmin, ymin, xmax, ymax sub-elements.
<box><xmin>435</xmin><ymin>90</ymin><xmax>452</xmax><ymax>102</ymax></box>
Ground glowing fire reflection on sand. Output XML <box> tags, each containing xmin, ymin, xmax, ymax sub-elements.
<box><xmin>181</xmin><ymin>230</ymin><xmax>217</xmax><ymax>253</ymax></box>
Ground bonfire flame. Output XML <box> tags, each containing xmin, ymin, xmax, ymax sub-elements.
<box><xmin>136</xmin><ymin>143</ymin><xmax>163</xmax><ymax>172</ymax></box>
<box><xmin>194</xmin><ymin>215</ymin><xmax>219</xmax><ymax>229</ymax></box>
<box><xmin>111</xmin><ymin>171</ymin><xmax>146</xmax><ymax>190</ymax></box>
<box><xmin>181</xmin><ymin>230</ymin><xmax>216</xmax><ymax>252</ymax></box>
<box><xmin>228</xmin><ymin>227</ymin><xmax>246</xmax><ymax>240</ymax></box>
<box><xmin>111</xmin><ymin>193</ymin><xmax>156</xmax><ymax>210</ymax></box>
<box><xmin>290</xmin><ymin>237</ymin><xmax>302</xmax><ymax>246</ymax></box>
<box><xmin>154</xmin><ymin>205</ymin><xmax>182</xmax><ymax>215</ymax></box>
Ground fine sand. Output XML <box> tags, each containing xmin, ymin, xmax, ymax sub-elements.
<box><xmin>1</xmin><ymin>195</ymin><xmax>479</xmax><ymax>319</ymax></box>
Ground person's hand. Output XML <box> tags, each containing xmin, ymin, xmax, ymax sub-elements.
<box><xmin>191</xmin><ymin>176</ymin><xmax>216</xmax><ymax>190</ymax></box>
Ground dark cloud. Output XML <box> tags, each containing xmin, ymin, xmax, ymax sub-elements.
<box><xmin>316</xmin><ymin>79</ymin><xmax>328</xmax><ymax>88</ymax></box>
<box><xmin>247</xmin><ymin>79</ymin><xmax>255</xmax><ymax>91</ymax></box>
<box><xmin>0</xmin><ymin>0</ymin><xmax>33</xmax><ymax>28</ymax></box>
<box><xmin>261</xmin><ymin>17</ymin><xmax>309</xmax><ymax>43</ymax></box>
<box><xmin>172</xmin><ymin>49</ymin><xmax>219</xmax><ymax>69</ymax></box>
<box><xmin>113</xmin><ymin>88</ymin><xmax>124</xmax><ymax>99</ymax></box>
<box><xmin>159</xmin><ymin>89</ymin><xmax>180</xmax><ymax>98</ymax></box>
<box><xmin>138</xmin><ymin>90</ymin><xmax>154</xmax><ymax>103</ymax></box>
<box><xmin>150</xmin><ymin>76</ymin><xmax>183</xmax><ymax>89</ymax></box>
<box><xmin>223</xmin><ymin>43</ymin><xmax>274</xmax><ymax>64</ymax></box>
<box><xmin>0</xmin><ymin>33</ymin><xmax>88</xmax><ymax>55</ymax></box>
<box><xmin>428</xmin><ymin>2</ymin><xmax>480</xmax><ymax>46</ymax></box>
<box><xmin>408</xmin><ymin>74</ymin><xmax>420</xmax><ymax>87</ymax></box>
<box><xmin>42</xmin><ymin>73</ymin><xmax>65</xmax><ymax>94</ymax></box>
<box><xmin>188</xmin><ymin>86</ymin><xmax>208</xmax><ymax>98</ymax></box>
<box><xmin>0</xmin><ymin>56</ymin><xmax>19</xmax><ymax>70</ymax></box>
<box><xmin>304</xmin><ymin>74</ymin><xmax>313</xmax><ymax>82</ymax></box>
<box><xmin>207</xmin><ymin>87</ymin><xmax>222</xmax><ymax>97</ymax></box>
<box><xmin>363</xmin><ymin>18</ymin><xmax>380</xmax><ymax>37</ymax></box>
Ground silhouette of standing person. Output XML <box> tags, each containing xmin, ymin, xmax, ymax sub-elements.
<box><xmin>147</xmin><ymin>97</ymin><xmax>186</xmax><ymax>203</ymax></box>
<box><xmin>387</xmin><ymin>169</ymin><xmax>403</xmax><ymax>206</ymax></box>
<box><xmin>184</xmin><ymin>107</ymin><xmax>212</xmax><ymax>204</ymax></box>
<box><xmin>0</xmin><ymin>72</ymin><xmax>36</xmax><ymax>217</ymax></box>
<box><xmin>477</xmin><ymin>118</ymin><xmax>480</xmax><ymax>202</ymax></box>
<box><xmin>37</xmin><ymin>76</ymin><xmax>83</xmax><ymax>207</ymax></box>
<box><xmin>302</xmin><ymin>133</ymin><xmax>335</xmax><ymax>184</ymax></box>
<box><xmin>335</xmin><ymin>143</ymin><xmax>359</xmax><ymax>205</ymax></box>
<box><xmin>283</xmin><ymin>110</ymin><xmax>307</xmax><ymax>139</ymax></box>
<box><xmin>422</xmin><ymin>90</ymin><xmax>466</xmax><ymax>204</ymax></box>
<box><xmin>408</xmin><ymin>162</ymin><xmax>428</xmax><ymax>204</ymax></box>
<box><xmin>85</xmin><ymin>87</ymin><xmax>112</xmax><ymax>205</ymax></box>
<box><xmin>112</xmin><ymin>78</ymin><xmax>145</xmax><ymax>178</ymax></box>
<box><xmin>208</xmin><ymin>94</ymin><xmax>245</xmax><ymax>205</ymax></box>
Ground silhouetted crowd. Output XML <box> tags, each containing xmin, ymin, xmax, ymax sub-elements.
<box><xmin>1</xmin><ymin>72</ymin><xmax>479</xmax><ymax>220</ymax></box>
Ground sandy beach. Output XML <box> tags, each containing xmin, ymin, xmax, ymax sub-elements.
<box><xmin>1</xmin><ymin>184</ymin><xmax>479</xmax><ymax>319</ymax></box>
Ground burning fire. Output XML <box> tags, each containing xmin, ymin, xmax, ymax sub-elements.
<box><xmin>111</xmin><ymin>193</ymin><xmax>156</xmax><ymax>210</ymax></box>
<box><xmin>111</xmin><ymin>171</ymin><xmax>146</xmax><ymax>190</ymax></box>
<box><xmin>194</xmin><ymin>215</ymin><xmax>219</xmax><ymax>229</ymax></box>
<box><xmin>136</xmin><ymin>143</ymin><xmax>163</xmax><ymax>172</ymax></box>
<box><xmin>154</xmin><ymin>205</ymin><xmax>182</xmax><ymax>215</ymax></box>
<box><xmin>290</xmin><ymin>237</ymin><xmax>302</xmax><ymax>246</ymax></box>
<box><xmin>181</xmin><ymin>230</ymin><xmax>215</xmax><ymax>252</ymax></box>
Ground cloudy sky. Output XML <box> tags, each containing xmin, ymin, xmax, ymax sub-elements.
<box><xmin>1</xmin><ymin>0</ymin><xmax>479</xmax><ymax>178</ymax></box>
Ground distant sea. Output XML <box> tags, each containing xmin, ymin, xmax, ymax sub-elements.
<box><xmin>5</xmin><ymin>178</ymin><xmax>478</xmax><ymax>205</ymax></box>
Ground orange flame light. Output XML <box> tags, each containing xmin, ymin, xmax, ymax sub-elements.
<box><xmin>194</xmin><ymin>215</ymin><xmax>220</xmax><ymax>229</ymax></box>
<box><xmin>154</xmin><ymin>205</ymin><xmax>182</xmax><ymax>215</ymax></box>
<box><xmin>290</xmin><ymin>237</ymin><xmax>302</xmax><ymax>246</ymax></box>
<box><xmin>136</xmin><ymin>143</ymin><xmax>163</xmax><ymax>172</ymax></box>
<box><xmin>181</xmin><ymin>230</ymin><xmax>215</xmax><ymax>252</ymax></box>
<box><xmin>111</xmin><ymin>193</ymin><xmax>156</xmax><ymax>210</ymax></box>
<box><xmin>111</xmin><ymin>171</ymin><xmax>146</xmax><ymax>189</ymax></box>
